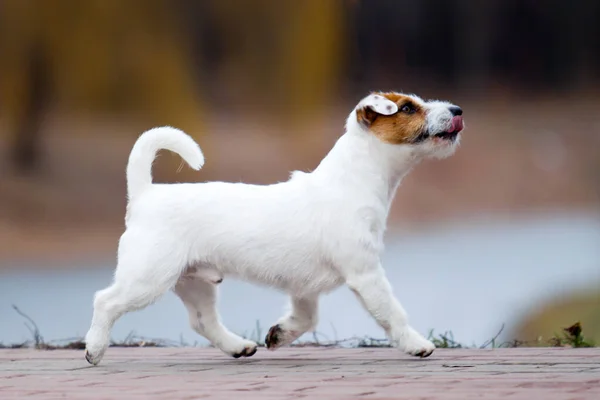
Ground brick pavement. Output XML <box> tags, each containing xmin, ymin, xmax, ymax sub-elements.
<box><xmin>1</xmin><ymin>347</ymin><xmax>599</xmax><ymax>399</ymax></box>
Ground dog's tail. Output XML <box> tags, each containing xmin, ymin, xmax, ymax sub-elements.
<box><xmin>126</xmin><ymin>126</ymin><xmax>204</xmax><ymax>200</ymax></box>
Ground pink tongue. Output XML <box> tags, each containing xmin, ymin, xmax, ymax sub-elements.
<box><xmin>450</xmin><ymin>116</ymin><xmax>464</xmax><ymax>133</ymax></box>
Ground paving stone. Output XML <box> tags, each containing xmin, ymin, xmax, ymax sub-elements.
<box><xmin>0</xmin><ymin>347</ymin><xmax>599</xmax><ymax>399</ymax></box>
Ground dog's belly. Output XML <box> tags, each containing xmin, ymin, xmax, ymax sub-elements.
<box><xmin>236</xmin><ymin>269</ymin><xmax>344</xmax><ymax>295</ymax></box>
<box><xmin>182</xmin><ymin>263</ymin><xmax>224</xmax><ymax>284</ymax></box>
<box><xmin>211</xmin><ymin>258</ymin><xmax>345</xmax><ymax>296</ymax></box>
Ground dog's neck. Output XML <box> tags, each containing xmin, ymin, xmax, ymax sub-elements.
<box><xmin>312</xmin><ymin>117</ymin><xmax>422</xmax><ymax>211</ymax></box>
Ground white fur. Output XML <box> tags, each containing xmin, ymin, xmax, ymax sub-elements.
<box><xmin>126</xmin><ymin>126</ymin><xmax>204</xmax><ymax>201</ymax></box>
<box><xmin>84</xmin><ymin>93</ymin><xmax>463</xmax><ymax>365</ymax></box>
<box><xmin>358</xmin><ymin>93</ymin><xmax>399</xmax><ymax>115</ymax></box>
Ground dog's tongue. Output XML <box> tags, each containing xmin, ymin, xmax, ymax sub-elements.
<box><xmin>449</xmin><ymin>116</ymin><xmax>464</xmax><ymax>133</ymax></box>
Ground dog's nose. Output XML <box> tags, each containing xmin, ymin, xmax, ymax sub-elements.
<box><xmin>448</xmin><ymin>106</ymin><xmax>463</xmax><ymax>116</ymax></box>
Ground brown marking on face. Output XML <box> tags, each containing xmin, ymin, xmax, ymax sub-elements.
<box><xmin>356</xmin><ymin>92</ymin><xmax>427</xmax><ymax>145</ymax></box>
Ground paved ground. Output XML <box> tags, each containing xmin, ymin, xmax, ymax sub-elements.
<box><xmin>1</xmin><ymin>347</ymin><xmax>599</xmax><ymax>399</ymax></box>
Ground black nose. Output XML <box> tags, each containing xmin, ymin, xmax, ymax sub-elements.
<box><xmin>449</xmin><ymin>106</ymin><xmax>463</xmax><ymax>116</ymax></box>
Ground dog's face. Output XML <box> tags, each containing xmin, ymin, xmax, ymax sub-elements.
<box><xmin>355</xmin><ymin>92</ymin><xmax>464</xmax><ymax>159</ymax></box>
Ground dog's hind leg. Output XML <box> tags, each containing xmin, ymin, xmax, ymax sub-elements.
<box><xmin>84</xmin><ymin>235</ymin><xmax>186</xmax><ymax>365</ymax></box>
<box><xmin>265</xmin><ymin>296</ymin><xmax>319</xmax><ymax>350</ymax></box>
<box><xmin>174</xmin><ymin>277</ymin><xmax>258</xmax><ymax>358</ymax></box>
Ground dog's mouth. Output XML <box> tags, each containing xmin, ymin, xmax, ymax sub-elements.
<box><xmin>412</xmin><ymin>116</ymin><xmax>464</xmax><ymax>144</ymax></box>
<box><xmin>434</xmin><ymin>116</ymin><xmax>463</xmax><ymax>141</ymax></box>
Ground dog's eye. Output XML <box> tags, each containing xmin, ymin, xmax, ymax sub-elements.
<box><xmin>401</xmin><ymin>105</ymin><xmax>415</xmax><ymax>114</ymax></box>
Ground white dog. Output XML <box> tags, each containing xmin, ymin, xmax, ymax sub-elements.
<box><xmin>84</xmin><ymin>92</ymin><xmax>464</xmax><ymax>365</ymax></box>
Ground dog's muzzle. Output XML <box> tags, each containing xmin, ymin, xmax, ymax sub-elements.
<box><xmin>412</xmin><ymin>115</ymin><xmax>464</xmax><ymax>143</ymax></box>
<box><xmin>435</xmin><ymin>116</ymin><xmax>464</xmax><ymax>141</ymax></box>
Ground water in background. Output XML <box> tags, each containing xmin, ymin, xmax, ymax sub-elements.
<box><xmin>1</xmin><ymin>212</ymin><xmax>599</xmax><ymax>347</ymax></box>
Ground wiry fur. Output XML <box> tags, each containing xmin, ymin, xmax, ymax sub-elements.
<box><xmin>84</xmin><ymin>92</ymin><xmax>464</xmax><ymax>365</ymax></box>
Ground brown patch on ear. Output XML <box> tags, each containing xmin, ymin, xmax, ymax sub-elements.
<box><xmin>356</xmin><ymin>106</ymin><xmax>380</xmax><ymax>127</ymax></box>
<box><xmin>362</xmin><ymin>92</ymin><xmax>428</xmax><ymax>145</ymax></box>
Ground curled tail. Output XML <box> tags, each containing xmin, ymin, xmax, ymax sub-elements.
<box><xmin>126</xmin><ymin>126</ymin><xmax>204</xmax><ymax>200</ymax></box>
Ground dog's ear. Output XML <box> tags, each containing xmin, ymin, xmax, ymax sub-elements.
<box><xmin>356</xmin><ymin>94</ymin><xmax>398</xmax><ymax>126</ymax></box>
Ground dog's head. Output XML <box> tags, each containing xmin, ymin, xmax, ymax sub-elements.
<box><xmin>353</xmin><ymin>92</ymin><xmax>464</xmax><ymax>159</ymax></box>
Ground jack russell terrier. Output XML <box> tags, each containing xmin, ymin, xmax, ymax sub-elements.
<box><xmin>84</xmin><ymin>92</ymin><xmax>464</xmax><ymax>365</ymax></box>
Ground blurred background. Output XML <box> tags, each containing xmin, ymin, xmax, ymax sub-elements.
<box><xmin>1</xmin><ymin>0</ymin><xmax>599</xmax><ymax>348</ymax></box>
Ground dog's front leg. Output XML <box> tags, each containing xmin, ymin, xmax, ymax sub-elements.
<box><xmin>264</xmin><ymin>296</ymin><xmax>319</xmax><ymax>350</ymax></box>
<box><xmin>345</xmin><ymin>262</ymin><xmax>435</xmax><ymax>357</ymax></box>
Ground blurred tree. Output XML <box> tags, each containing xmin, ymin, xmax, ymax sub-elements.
<box><xmin>274</xmin><ymin>0</ymin><xmax>344</xmax><ymax>123</ymax></box>
<box><xmin>205</xmin><ymin>0</ymin><xmax>344</xmax><ymax>124</ymax></box>
<box><xmin>0</xmin><ymin>0</ymin><xmax>45</xmax><ymax>173</ymax></box>
<box><xmin>0</xmin><ymin>0</ymin><xmax>205</xmax><ymax>173</ymax></box>
<box><xmin>11</xmin><ymin>42</ymin><xmax>48</xmax><ymax>173</ymax></box>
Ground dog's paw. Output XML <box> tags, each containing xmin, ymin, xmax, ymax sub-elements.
<box><xmin>406</xmin><ymin>341</ymin><xmax>435</xmax><ymax>358</ymax></box>
<box><xmin>397</xmin><ymin>327</ymin><xmax>435</xmax><ymax>358</ymax></box>
<box><xmin>265</xmin><ymin>324</ymin><xmax>283</xmax><ymax>349</ymax></box>
<box><xmin>265</xmin><ymin>324</ymin><xmax>299</xmax><ymax>350</ymax></box>
<box><xmin>84</xmin><ymin>348</ymin><xmax>105</xmax><ymax>366</ymax></box>
<box><xmin>84</xmin><ymin>330</ymin><xmax>109</xmax><ymax>365</ymax></box>
<box><xmin>225</xmin><ymin>339</ymin><xmax>258</xmax><ymax>359</ymax></box>
<box><xmin>231</xmin><ymin>345</ymin><xmax>258</xmax><ymax>359</ymax></box>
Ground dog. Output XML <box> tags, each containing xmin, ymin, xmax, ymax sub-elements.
<box><xmin>84</xmin><ymin>92</ymin><xmax>464</xmax><ymax>365</ymax></box>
